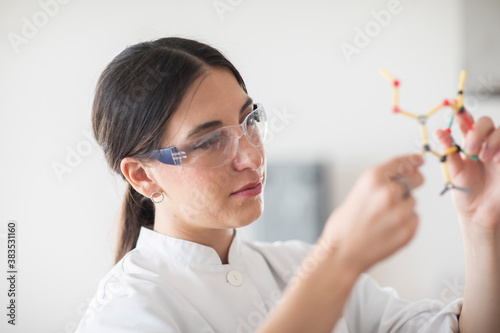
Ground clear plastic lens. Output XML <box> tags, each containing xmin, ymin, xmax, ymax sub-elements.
<box><xmin>243</xmin><ymin>106</ymin><xmax>266</xmax><ymax>146</ymax></box>
<box><xmin>192</xmin><ymin>133</ymin><xmax>225</xmax><ymax>151</ymax></box>
<box><xmin>184</xmin><ymin>131</ymin><xmax>232</xmax><ymax>167</ymax></box>
<box><xmin>157</xmin><ymin>104</ymin><xmax>267</xmax><ymax>168</ymax></box>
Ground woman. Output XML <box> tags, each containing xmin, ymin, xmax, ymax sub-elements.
<box><xmin>76</xmin><ymin>37</ymin><xmax>500</xmax><ymax>332</ymax></box>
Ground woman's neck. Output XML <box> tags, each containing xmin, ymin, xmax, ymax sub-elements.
<box><xmin>153</xmin><ymin>212</ymin><xmax>235</xmax><ymax>264</ymax></box>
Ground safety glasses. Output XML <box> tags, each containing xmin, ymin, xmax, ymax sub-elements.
<box><xmin>150</xmin><ymin>103</ymin><xmax>267</xmax><ymax>168</ymax></box>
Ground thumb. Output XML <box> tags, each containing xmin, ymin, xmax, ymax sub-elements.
<box><xmin>434</xmin><ymin>129</ymin><xmax>464</xmax><ymax>178</ymax></box>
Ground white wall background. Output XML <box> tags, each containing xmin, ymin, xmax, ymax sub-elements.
<box><xmin>1</xmin><ymin>0</ymin><xmax>499</xmax><ymax>332</ymax></box>
<box><xmin>464</xmin><ymin>0</ymin><xmax>500</xmax><ymax>93</ymax></box>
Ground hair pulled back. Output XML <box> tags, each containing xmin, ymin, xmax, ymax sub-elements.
<box><xmin>92</xmin><ymin>37</ymin><xmax>247</xmax><ymax>263</ymax></box>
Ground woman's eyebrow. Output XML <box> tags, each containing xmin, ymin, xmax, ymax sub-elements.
<box><xmin>186</xmin><ymin>97</ymin><xmax>253</xmax><ymax>139</ymax></box>
<box><xmin>239</xmin><ymin>96</ymin><xmax>253</xmax><ymax>115</ymax></box>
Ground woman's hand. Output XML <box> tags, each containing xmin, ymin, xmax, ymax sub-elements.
<box><xmin>319</xmin><ymin>154</ymin><xmax>425</xmax><ymax>274</ymax></box>
<box><xmin>435</xmin><ymin>112</ymin><xmax>500</xmax><ymax>333</ymax></box>
<box><xmin>259</xmin><ymin>154</ymin><xmax>424</xmax><ymax>333</ymax></box>
<box><xmin>435</xmin><ymin>112</ymin><xmax>500</xmax><ymax>231</ymax></box>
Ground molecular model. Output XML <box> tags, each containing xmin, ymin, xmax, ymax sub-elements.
<box><xmin>379</xmin><ymin>68</ymin><xmax>478</xmax><ymax>195</ymax></box>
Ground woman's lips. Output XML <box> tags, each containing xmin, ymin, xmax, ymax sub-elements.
<box><xmin>231</xmin><ymin>179</ymin><xmax>263</xmax><ymax>197</ymax></box>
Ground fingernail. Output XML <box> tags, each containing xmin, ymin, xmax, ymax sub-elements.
<box><xmin>465</xmin><ymin>140</ymin><xmax>478</xmax><ymax>154</ymax></box>
<box><xmin>410</xmin><ymin>154</ymin><xmax>424</xmax><ymax>165</ymax></box>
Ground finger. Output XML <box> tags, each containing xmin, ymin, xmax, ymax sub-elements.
<box><xmin>397</xmin><ymin>195</ymin><xmax>417</xmax><ymax>217</ymax></box>
<box><xmin>405</xmin><ymin>170</ymin><xmax>424</xmax><ymax>192</ymax></box>
<box><xmin>387</xmin><ymin>197</ymin><xmax>419</xmax><ymax>245</ymax></box>
<box><xmin>377</xmin><ymin>154</ymin><xmax>424</xmax><ymax>202</ymax></box>
<box><xmin>464</xmin><ymin>116</ymin><xmax>495</xmax><ymax>156</ymax></box>
<box><xmin>385</xmin><ymin>170</ymin><xmax>424</xmax><ymax>203</ymax></box>
<box><xmin>479</xmin><ymin>126</ymin><xmax>500</xmax><ymax>163</ymax></box>
<box><xmin>455</xmin><ymin>107</ymin><xmax>475</xmax><ymax>139</ymax></box>
<box><xmin>393</xmin><ymin>172</ymin><xmax>424</xmax><ymax>201</ymax></box>
<box><xmin>395</xmin><ymin>210</ymin><xmax>419</xmax><ymax>248</ymax></box>
<box><xmin>380</xmin><ymin>154</ymin><xmax>425</xmax><ymax>181</ymax></box>
<box><xmin>378</xmin><ymin>208</ymin><xmax>418</xmax><ymax>258</ymax></box>
<box><xmin>386</xmin><ymin>176</ymin><xmax>410</xmax><ymax>200</ymax></box>
<box><xmin>434</xmin><ymin>128</ymin><xmax>464</xmax><ymax>176</ymax></box>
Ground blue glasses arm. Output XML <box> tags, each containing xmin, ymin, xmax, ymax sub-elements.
<box><xmin>150</xmin><ymin>146</ymin><xmax>186</xmax><ymax>166</ymax></box>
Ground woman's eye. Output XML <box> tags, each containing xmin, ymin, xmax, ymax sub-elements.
<box><xmin>246</xmin><ymin>112</ymin><xmax>261</xmax><ymax>125</ymax></box>
<box><xmin>193</xmin><ymin>134</ymin><xmax>222</xmax><ymax>150</ymax></box>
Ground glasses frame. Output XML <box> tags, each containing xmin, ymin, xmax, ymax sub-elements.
<box><xmin>149</xmin><ymin>103</ymin><xmax>267</xmax><ymax>168</ymax></box>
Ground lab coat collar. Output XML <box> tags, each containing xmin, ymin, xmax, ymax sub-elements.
<box><xmin>135</xmin><ymin>226</ymin><xmax>243</xmax><ymax>266</ymax></box>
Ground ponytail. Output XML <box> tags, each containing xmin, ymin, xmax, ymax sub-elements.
<box><xmin>115</xmin><ymin>184</ymin><xmax>155</xmax><ymax>263</ymax></box>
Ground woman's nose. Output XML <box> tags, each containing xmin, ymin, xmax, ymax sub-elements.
<box><xmin>232</xmin><ymin>135</ymin><xmax>264</xmax><ymax>171</ymax></box>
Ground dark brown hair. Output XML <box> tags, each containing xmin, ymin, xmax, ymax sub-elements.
<box><xmin>92</xmin><ymin>37</ymin><xmax>247</xmax><ymax>263</ymax></box>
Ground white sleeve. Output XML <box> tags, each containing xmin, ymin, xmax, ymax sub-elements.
<box><xmin>75</xmin><ymin>273</ymin><xmax>181</xmax><ymax>333</ymax></box>
<box><xmin>343</xmin><ymin>274</ymin><xmax>462</xmax><ymax>333</ymax></box>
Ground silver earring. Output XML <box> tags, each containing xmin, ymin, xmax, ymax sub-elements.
<box><xmin>150</xmin><ymin>191</ymin><xmax>164</xmax><ymax>204</ymax></box>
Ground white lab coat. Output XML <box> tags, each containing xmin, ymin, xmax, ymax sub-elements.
<box><xmin>76</xmin><ymin>226</ymin><xmax>462</xmax><ymax>332</ymax></box>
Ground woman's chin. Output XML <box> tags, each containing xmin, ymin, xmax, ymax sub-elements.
<box><xmin>232</xmin><ymin>199</ymin><xmax>264</xmax><ymax>228</ymax></box>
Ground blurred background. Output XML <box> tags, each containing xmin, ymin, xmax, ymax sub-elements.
<box><xmin>1</xmin><ymin>0</ymin><xmax>499</xmax><ymax>332</ymax></box>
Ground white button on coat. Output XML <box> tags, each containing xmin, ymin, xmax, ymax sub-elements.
<box><xmin>226</xmin><ymin>270</ymin><xmax>244</xmax><ymax>286</ymax></box>
<box><xmin>76</xmin><ymin>227</ymin><xmax>463</xmax><ymax>333</ymax></box>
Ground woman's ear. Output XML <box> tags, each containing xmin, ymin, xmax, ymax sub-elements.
<box><xmin>120</xmin><ymin>157</ymin><xmax>158</xmax><ymax>198</ymax></box>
